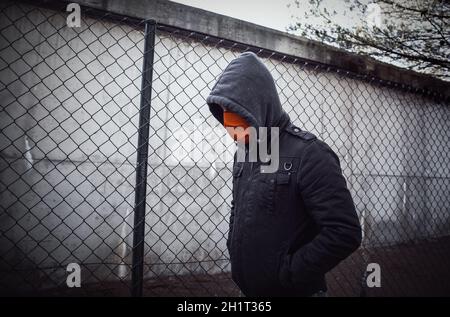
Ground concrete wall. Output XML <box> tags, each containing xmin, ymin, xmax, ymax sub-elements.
<box><xmin>0</xmin><ymin>2</ymin><xmax>143</xmax><ymax>288</ymax></box>
<box><xmin>0</xmin><ymin>1</ymin><xmax>449</xmax><ymax>291</ymax></box>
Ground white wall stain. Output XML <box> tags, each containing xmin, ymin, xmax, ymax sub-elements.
<box><xmin>118</xmin><ymin>207</ymin><xmax>132</xmax><ymax>279</ymax></box>
<box><xmin>24</xmin><ymin>135</ymin><xmax>34</xmax><ymax>171</ymax></box>
<box><xmin>402</xmin><ymin>181</ymin><xmax>407</xmax><ymax>213</ymax></box>
<box><xmin>208</xmin><ymin>161</ymin><xmax>217</xmax><ymax>179</ymax></box>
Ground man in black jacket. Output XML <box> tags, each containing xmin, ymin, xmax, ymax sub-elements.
<box><xmin>206</xmin><ymin>52</ymin><xmax>362</xmax><ymax>297</ymax></box>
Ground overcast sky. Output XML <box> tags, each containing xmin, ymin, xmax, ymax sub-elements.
<box><xmin>169</xmin><ymin>0</ymin><xmax>364</xmax><ymax>33</ymax></box>
<box><xmin>170</xmin><ymin>0</ymin><xmax>300</xmax><ymax>32</ymax></box>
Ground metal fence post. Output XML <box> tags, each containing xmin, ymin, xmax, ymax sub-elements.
<box><xmin>131</xmin><ymin>20</ymin><xmax>156</xmax><ymax>297</ymax></box>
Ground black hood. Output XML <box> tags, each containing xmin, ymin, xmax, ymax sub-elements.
<box><xmin>206</xmin><ymin>52</ymin><xmax>290</xmax><ymax>130</ymax></box>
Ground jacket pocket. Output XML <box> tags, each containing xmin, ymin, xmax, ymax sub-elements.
<box><xmin>261</xmin><ymin>172</ymin><xmax>291</xmax><ymax>214</ymax></box>
<box><xmin>272</xmin><ymin>157</ymin><xmax>297</xmax><ymax>214</ymax></box>
<box><xmin>253</xmin><ymin>172</ymin><xmax>291</xmax><ymax>215</ymax></box>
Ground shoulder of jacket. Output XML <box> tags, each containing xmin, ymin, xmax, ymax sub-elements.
<box><xmin>284</xmin><ymin>124</ymin><xmax>317</xmax><ymax>141</ymax></box>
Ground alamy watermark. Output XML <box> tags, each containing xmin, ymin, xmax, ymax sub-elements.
<box><xmin>170</xmin><ymin>124</ymin><xmax>281</xmax><ymax>173</ymax></box>
<box><xmin>229</xmin><ymin>126</ymin><xmax>279</xmax><ymax>173</ymax></box>
<box><xmin>366</xmin><ymin>3</ymin><xmax>382</xmax><ymax>30</ymax></box>
<box><xmin>366</xmin><ymin>263</ymin><xmax>381</xmax><ymax>288</ymax></box>
<box><xmin>66</xmin><ymin>3</ymin><xmax>81</xmax><ymax>28</ymax></box>
<box><xmin>66</xmin><ymin>262</ymin><xmax>81</xmax><ymax>288</ymax></box>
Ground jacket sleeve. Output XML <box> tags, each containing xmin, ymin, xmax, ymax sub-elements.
<box><xmin>286</xmin><ymin>140</ymin><xmax>362</xmax><ymax>285</ymax></box>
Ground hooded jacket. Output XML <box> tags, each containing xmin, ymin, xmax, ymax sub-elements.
<box><xmin>206</xmin><ymin>52</ymin><xmax>362</xmax><ymax>297</ymax></box>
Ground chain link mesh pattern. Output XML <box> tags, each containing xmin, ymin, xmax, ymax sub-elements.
<box><xmin>1</xmin><ymin>1</ymin><xmax>449</xmax><ymax>296</ymax></box>
<box><xmin>0</xmin><ymin>1</ymin><xmax>148</xmax><ymax>295</ymax></box>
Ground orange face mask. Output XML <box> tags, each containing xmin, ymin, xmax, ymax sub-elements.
<box><xmin>223</xmin><ymin>111</ymin><xmax>250</xmax><ymax>143</ymax></box>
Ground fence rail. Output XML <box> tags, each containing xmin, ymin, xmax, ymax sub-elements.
<box><xmin>0</xmin><ymin>0</ymin><xmax>449</xmax><ymax>297</ymax></box>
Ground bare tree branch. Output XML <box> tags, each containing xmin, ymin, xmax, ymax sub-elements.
<box><xmin>288</xmin><ymin>0</ymin><xmax>450</xmax><ymax>79</ymax></box>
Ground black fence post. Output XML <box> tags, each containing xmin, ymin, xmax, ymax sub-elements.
<box><xmin>131</xmin><ymin>20</ymin><xmax>156</xmax><ymax>297</ymax></box>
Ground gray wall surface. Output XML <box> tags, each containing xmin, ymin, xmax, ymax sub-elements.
<box><xmin>0</xmin><ymin>1</ymin><xmax>449</xmax><ymax>290</ymax></box>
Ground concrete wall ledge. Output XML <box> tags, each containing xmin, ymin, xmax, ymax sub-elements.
<box><xmin>42</xmin><ymin>0</ymin><xmax>450</xmax><ymax>101</ymax></box>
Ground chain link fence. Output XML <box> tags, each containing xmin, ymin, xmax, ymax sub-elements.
<box><xmin>1</xmin><ymin>1</ymin><xmax>449</xmax><ymax>296</ymax></box>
